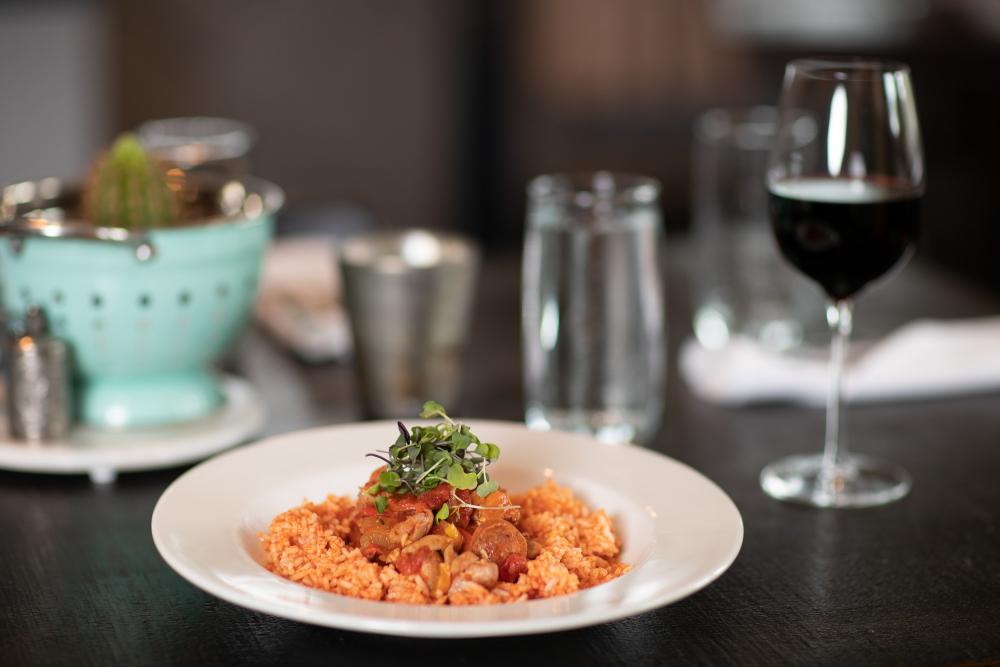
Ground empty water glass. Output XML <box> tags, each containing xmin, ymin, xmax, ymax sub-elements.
<box><xmin>522</xmin><ymin>172</ymin><xmax>665</xmax><ymax>444</ymax></box>
<box><xmin>690</xmin><ymin>106</ymin><xmax>822</xmax><ymax>351</ymax></box>
<box><xmin>137</xmin><ymin>117</ymin><xmax>256</xmax><ymax>175</ymax></box>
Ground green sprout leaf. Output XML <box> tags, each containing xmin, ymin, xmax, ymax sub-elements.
<box><xmin>419</xmin><ymin>400</ymin><xmax>451</xmax><ymax>422</ymax></box>
<box><xmin>447</xmin><ymin>462</ymin><xmax>478</xmax><ymax>490</ymax></box>
<box><xmin>379</xmin><ymin>470</ymin><xmax>401</xmax><ymax>490</ymax></box>
<box><xmin>476</xmin><ymin>480</ymin><xmax>499</xmax><ymax>498</ymax></box>
<box><xmin>366</xmin><ymin>483</ymin><xmax>380</xmax><ymax>496</ymax></box>
<box><xmin>434</xmin><ymin>503</ymin><xmax>450</xmax><ymax>524</ymax></box>
<box><xmin>451</xmin><ymin>431</ymin><xmax>471</xmax><ymax>450</ymax></box>
<box><xmin>374</xmin><ymin>495</ymin><xmax>388</xmax><ymax>514</ymax></box>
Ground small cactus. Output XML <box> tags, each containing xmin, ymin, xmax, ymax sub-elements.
<box><xmin>82</xmin><ymin>133</ymin><xmax>180</xmax><ymax>229</ymax></box>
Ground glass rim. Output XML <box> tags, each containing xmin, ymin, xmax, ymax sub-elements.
<box><xmin>339</xmin><ymin>228</ymin><xmax>478</xmax><ymax>271</ymax></box>
<box><xmin>787</xmin><ymin>57</ymin><xmax>911</xmax><ymax>82</ymax></box>
<box><xmin>137</xmin><ymin>116</ymin><xmax>257</xmax><ymax>158</ymax></box>
<box><xmin>695</xmin><ymin>106</ymin><xmax>776</xmax><ymax>148</ymax></box>
<box><xmin>527</xmin><ymin>171</ymin><xmax>661</xmax><ymax>205</ymax></box>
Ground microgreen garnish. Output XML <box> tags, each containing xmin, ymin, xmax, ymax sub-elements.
<box><xmin>447</xmin><ymin>462</ymin><xmax>478</xmax><ymax>490</ymax></box>
<box><xmin>366</xmin><ymin>401</ymin><xmax>503</xmax><ymax>513</ymax></box>
<box><xmin>434</xmin><ymin>503</ymin><xmax>450</xmax><ymax>524</ymax></box>
<box><xmin>476</xmin><ymin>480</ymin><xmax>499</xmax><ymax>498</ymax></box>
<box><xmin>418</xmin><ymin>400</ymin><xmax>451</xmax><ymax>423</ymax></box>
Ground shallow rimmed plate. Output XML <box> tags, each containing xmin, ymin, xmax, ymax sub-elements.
<box><xmin>0</xmin><ymin>375</ymin><xmax>264</xmax><ymax>483</ymax></box>
<box><xmin>152</xmin><ymin>421</ymin><xmax>742</xmax><ymax>637</ymax></box>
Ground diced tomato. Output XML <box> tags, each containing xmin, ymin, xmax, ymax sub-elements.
<box><xmin>499</xmin><ymin>553</ymin><xmax>528</xmax><ymax>583</ymax></box>
<box><xmin>395</xmin><ymin>548</ymin><xmax>431</xmax><ymax>576</ymax></box>
<box><xmin>386</xmin><ymin>483</ymin><xmax>453</xmax><ymax>513</ymax></box>
<box><xmin>452</xmin><ymin>489</ymin><xmax>474</xmax><ymax>527</ymax></box>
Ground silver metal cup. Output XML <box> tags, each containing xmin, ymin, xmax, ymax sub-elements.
<box><xmin>338</xmin><ymin>229</ymin><xmax>479</xmax><ymax>418</ymax></box>
<box><xmin>5</xmin><ymin>306</ymin><xmax>73</xmax><ymax>442</ymax></box>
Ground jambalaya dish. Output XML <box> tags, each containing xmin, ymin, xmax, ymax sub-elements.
<box><xmin>261</xmin><ymin>402</ymin><xmax>629</xmax><ymax>605</ymax></box>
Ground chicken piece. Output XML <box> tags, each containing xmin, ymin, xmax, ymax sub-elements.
<box><xmin>449</xmin><ymin>550</ymin><xmax>479</xmax><ymax>574</ymax></box>
<box><xmin>430</xmin><ymin>520</ymin><xmax>465</xmax><ymax>551</ymax></box>
<box><xmin>473</xmin><ymin>490</ymin><xmax>520</xmax><ymax>525</ymax></box>
<box><xmin>401</xmin><ymin>534</ymin><xmax>454</xmax><ymax>555</ymax></box>
<box><xmin>388</xmin><ymin>508</ymin><xmax>433</xmax><ymax>548</ymax></box>
<box><xmin>419</xmin><ymin>549</ymin><xmax>445</xmax><ymax>593</ymax></box>
<box><xmin>355</xmin><ymin>508</ymin><xmax>433</xmax><ymax>561</ymax></box>
<box><xmin>450</xmin><ymin>551</ymin><xmax>499</xmax><ymax>589</ymax></box>
<box><xmin>354</xmin><ymin>515</ymin><xmax>396</xmax><ymax>560</ymax></box>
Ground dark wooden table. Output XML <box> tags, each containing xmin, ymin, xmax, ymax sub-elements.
<box><xmin>3</xmin><ymin>248</ymin><xmax>1000</xmax><ymax>666</ymax></box>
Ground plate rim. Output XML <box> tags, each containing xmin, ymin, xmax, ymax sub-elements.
<box><xmin>0</xmin><ymin>374</ymin><xmax>264</xmax><ymax>476</ymax></box>
<box><xmin>152</xmin><ymin>419</ymin><xmax>744</xmax><ymax>637</ymax></box>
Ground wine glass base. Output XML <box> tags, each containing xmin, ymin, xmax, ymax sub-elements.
<box><xmin>760</xmin><ymin>453</ymin><xmax>911</xmax><ymax>508</ymax></box>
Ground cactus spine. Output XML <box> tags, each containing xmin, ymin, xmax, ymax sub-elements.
<box><xmin>83</xmin><ymin>134</ymin><xmax>180</xmax><ymax>229</ymax></box>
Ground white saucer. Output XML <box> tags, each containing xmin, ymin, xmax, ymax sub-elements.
<box><xmin>0</xmin><ymin>374</ymin><xmax>265</xmax><ymax>483</ymax></box>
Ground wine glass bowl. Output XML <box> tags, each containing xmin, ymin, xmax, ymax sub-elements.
<box><xmin>760</xmin><ymin>58</ymin><xmax>924</xmax><ymax>508</ymax></box>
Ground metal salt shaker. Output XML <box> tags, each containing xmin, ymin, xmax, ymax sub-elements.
<box><xmin>5</xmin><ymin>306</ymin><xmax>73</xmax><ymax>441</ymax></box>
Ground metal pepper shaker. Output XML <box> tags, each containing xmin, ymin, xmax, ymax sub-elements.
<box><xmin>5</xmin><ymin>306</ymin><xmax>73</xmax><ymax>442</ymax></box>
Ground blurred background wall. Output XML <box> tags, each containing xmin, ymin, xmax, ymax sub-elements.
<box><xmin>2</xmin><ymin>0</ymin><xmax>1000</xmax><ymax>287</ymax></box>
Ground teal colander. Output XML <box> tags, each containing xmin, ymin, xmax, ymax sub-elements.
<box><xmin>0</xmin><ymin>175</ymin><xmax>283</xmax><ymax>428</ymax></box>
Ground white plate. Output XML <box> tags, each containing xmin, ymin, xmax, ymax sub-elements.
<box><xmin>152</xmin><ymin>421</ymin><xmax>743</xmax><ymax>637</ymax></box>
<box><xmin>0</xmin><ymin>375</ymin><xmax>265</xmax><ymax>483</ymax></box>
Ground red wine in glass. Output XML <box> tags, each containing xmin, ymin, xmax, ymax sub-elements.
<box><xmin>769</xmin><ymin>177</ymin><xmax>921</xmax><ymax>301</ymax></box>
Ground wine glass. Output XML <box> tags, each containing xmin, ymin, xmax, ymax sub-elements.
<box><xmin>761</xmin><ymin>58</ymin><xmax>925</xmax><ymax>508</ymax></box>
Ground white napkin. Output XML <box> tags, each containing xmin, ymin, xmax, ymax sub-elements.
<box><xmin>680</xmin><ymin>317</ymin><xmax>1000</xmax><ymax>406</ymax></box>
<box><xmin>254</xmin><ymin>236</ymin><xmax>351</xmax><ymax>362</ymax></box>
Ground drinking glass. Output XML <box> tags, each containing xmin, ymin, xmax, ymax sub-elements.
<box><xmin>691</xmin><ymin>106</ymin><xmax>822</xmax><ymax>351</ymax></box>
<box><xmin>137</xmin><ymin>117</ymin><xmax>255</xmax><ymax>175</ymax></box>
<box><xmin>761</xmin><ymin>58</ymin><xmax>925</xmax><ymax>507</ymax></box>
<box><xmin>522</xmin><ymin>172</ymin><xmax>665</xmax><ymax>444</ymax></box>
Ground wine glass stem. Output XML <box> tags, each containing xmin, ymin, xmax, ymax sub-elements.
<box><xmin>822</xmin><ymin>299</ymin><xmax>854</xmax><ymax>496</ymax></box>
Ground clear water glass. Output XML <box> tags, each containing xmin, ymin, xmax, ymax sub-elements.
<box><xmin>691</xmin><ymin>106</ymin><xmax>823</xmax><ymax>351</ymax></box>
<box><xmin>137</xmin><ymin>117</ymin><xmax>256</xmax><ymax>174</ymax></box>
<box><xmin>522</xmin><ymin>172</ymin><xmax>665</xmax><ymax>444</ymax></box>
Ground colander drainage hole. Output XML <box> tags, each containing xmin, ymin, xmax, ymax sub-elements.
<box><xmin>217</xmin><ymin>284</ymin><xmax>229</xmax><ymax>298</ymax></box>
<box><xmin>52</xmin><ymin>290</ymin><xmax>64</xmax><ymax>304</ymax></box>
<box><xmin>92</xmin><ymin>294</ymin><xmax>103</xmax><ymax>308</ymax></box>
<box><xmin>179</xmin><ymin>291</ymin><xmax>191</xmax><ymax>306</ymax></box>
<box><xmin>139</xmin><ymin>294</ymin><xmax>152</xmax><ymax>308</ymax></box>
